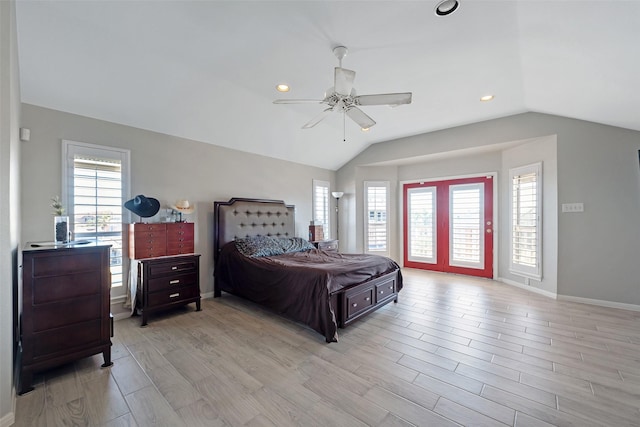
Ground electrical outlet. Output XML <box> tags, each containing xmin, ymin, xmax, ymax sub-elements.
<box><xmin>562</xmin><ymin>203</ymin><xmax>584</xmax><ymax>213</ymax></box>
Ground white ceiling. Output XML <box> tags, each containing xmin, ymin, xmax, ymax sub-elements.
<box><xmin>15</xmin><ymin>1</ymin><xmax>640</xmax><ymax>170</ymax></box>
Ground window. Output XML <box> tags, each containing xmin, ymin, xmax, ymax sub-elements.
<box><xmin>312</xmin><ymin>179</ymin><xmax>330</xmax><ymax>239</ymax></box>
<box><xmin>62</xmin><ymin>141</ymin><xmax>130</xmax><ymax>295</ymax></box>
<box><xmin>365</xmin><ymin>181</ymin><xmax>390</xmax><ymax>255</ymax></box>
<box><xmin>509</xmin><ymin>162</ymin><xmax>542</xmax><ymax>279</ymax></box>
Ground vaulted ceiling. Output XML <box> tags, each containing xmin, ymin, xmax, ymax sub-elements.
<box><xmin>15</xmin><ymin>1</ymin><xmax>640</xmax><ymax>170</ymax></box>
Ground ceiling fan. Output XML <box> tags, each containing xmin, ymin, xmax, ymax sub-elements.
<box><xmin>273</xmin><ymin>46</ymin><xmax>412</xmax><ymax>132</ymax></box>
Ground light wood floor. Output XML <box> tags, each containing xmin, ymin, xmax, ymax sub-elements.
<box><xmin>13</xmin><ymin>269</ymin><xmax>640</xmax><ymax>426</ymax></box>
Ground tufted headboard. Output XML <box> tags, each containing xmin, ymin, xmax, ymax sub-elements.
<box><xmin>213</xmin><ymin>198</ymin><xmax>295</xmax><ymax>261</ymax></box>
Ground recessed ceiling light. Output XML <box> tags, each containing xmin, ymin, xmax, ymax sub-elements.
<box><xmin>435</xmin><ymin>0</ymin><xmax>460</xmax><ymax>16</ymax></box>
<box><xmin>276</xmin><ymin>84</ymin><xmax>290</xmax><ymax>92</ymax></box>
<box><xmin>480</xmin><ymin>95</ymin><xmax>494</xmax><ymax>102</ymax></box>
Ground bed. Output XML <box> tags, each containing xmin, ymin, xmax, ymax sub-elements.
<box><xmin>213</xmin><ymin>197</ymin><xmax>402</xmax><ymax>342</ymax></box>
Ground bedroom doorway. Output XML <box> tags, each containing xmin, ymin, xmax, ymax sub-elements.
<box><xmin>403</xmin><ymin>176</ymin><xmax>494</xmax><ymax>278</ymax></box>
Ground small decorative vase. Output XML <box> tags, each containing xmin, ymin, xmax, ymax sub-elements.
<box><xmin>54</xmin><ymin>216</ymin><xmax>69</xmax><ymax>243</ymax></box>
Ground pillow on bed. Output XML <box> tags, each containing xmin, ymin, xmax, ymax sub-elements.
<box><xmin>235</xmin><ymin>235</ymin><xmax>285</xmax><ymax>258</ymax></box>
<box><xmin>277</xmin><ymin>237</ymin><xmax>316</xmax><ymax>254</ymax></box>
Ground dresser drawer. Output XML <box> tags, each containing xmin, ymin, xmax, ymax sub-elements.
<box><xmin>32</xmin><ymin>295</ymin><xmax>102</xmax><ymax>332</ymax></box>
<box><xmin>147</xmin><ymin>284</ymin><xmax>200</xmax><ymax>308</ymax></box>
<box><xmin>32</xmin><ymin>271</ymin><xmax>102</xmax><ymax>304</ymax></box>
<box><xmin>345</xmin><ymin>286</ymin><xmax>374</xmax><ymax>319</ymax></box>
<box><xmin>148</xmin><ymin>258</ymin><xmax>197</xmax><ymax>277</ymax></box>
<box><xmin>131</xmin><ymin>223</ymin><xmax>166</xmax><ymax>233</ymax></box>
<box><xmin>167</xmin><ymin>223</ymin><xmax>194</xmax><ymax>238</ymax></box>
<box><xmin>31</xmin><ymin>252</ymin><xmax>103</xmax><ymax>277</ymax></box>
<box><xmin>33</xmin><ymin>319</ymin><xmax>103</xmax><ymax>359</ymax></box>
<box><xmin>131</xmin><ymin>245</ymin><xmax>167</xmax><ymax>259</ymax></box>
<box><xmin>147</xmin><ymin>272</ymin><xmax>197</xmax><ymax>293</ymax></box>
<box><xmin>166</xmin><ymin>244</ymin><xmax>194</xmax><ymax>256</ymax></box>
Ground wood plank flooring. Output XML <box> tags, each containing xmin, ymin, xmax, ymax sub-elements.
<box><xmin>13</xmin><ymin>269</ymin><xmax>640</xmax><ymax>426</ymax></box>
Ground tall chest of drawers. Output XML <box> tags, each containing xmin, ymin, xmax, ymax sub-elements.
<box><xmin>19</xmin><ymin>243</ymin><xmax>112</xmax><ymax>394</ymax></box>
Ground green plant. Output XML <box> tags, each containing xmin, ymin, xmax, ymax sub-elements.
<box><xmin>51</xmin><ymin>196</ymin><xmax>65</xmax><ymax>216</ymax></box>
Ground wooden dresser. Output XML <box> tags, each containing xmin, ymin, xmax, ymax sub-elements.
<box><xmin>129</xmin><ymin>222</ymin><xmax>200</xmax><ymax>325</ymax></box>
<box><xmin>135</xmin><ymin>254</ymin><xmax>201</xmax><ymax>326</ymax></box>
<box><xmin>129</xmin><ymin>222</ymin><xmax>194</xmax><ymax>259</ymax></box>
<box><xmin>19</xmin><ymin>242</ymin><xmax>112</xmax><ymax>394</ymax></box>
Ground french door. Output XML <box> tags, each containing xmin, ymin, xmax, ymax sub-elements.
<box><xmin>403</xmin><ymin>176</ymin><xmax>494</xmax><ymax>278</ymax></box>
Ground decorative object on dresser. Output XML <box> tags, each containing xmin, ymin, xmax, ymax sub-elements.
<box><xmin>51</xmin><ymin>195</ymin><xmax>69</xmax><ymax>243</ymax></box>
<box><xmin>123</xmin><ymin>194</ymin><xmax>160</xmax><ymax>222</ymax></box>
<box><xmin>312</xmin><ymin>239</ymin><xmax>338</xmax><ymax>252</ymax></box>
<box><xmin>308</xmin><ymin>222</ymin><xmax>324</xmax><ymax>241</ymax></box>
<box><xmin>172</xmin><ymin>199</ymin><xmax>194</xmax><ymax>222</ymax></box>
<box><xmin>19</xmin><ymin>242</ymin><xmax>113</xmax><ymax>394</ymax></box>
<box><xmin>135</xmin><ymin>254</ymin><xmax>201</xmax><ymax>326</ymax></box>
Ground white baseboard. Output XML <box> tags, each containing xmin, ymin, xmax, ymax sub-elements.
<box><xmin>0</xmin><ymin>391</ymin><xmax>15</xmax><ymax>427</ymax></box>
<box><xmin>498</xmin><ymin>277</ymin><xmax>558</xmax><ymax>299</ymax></box>
<box><xmin>0</xmin><ymin>412</ymin><xmax>15</xmax><ymax>427</ymax></box>
<box><xmin>498</xmin><ymin>277</ymin><xmax>640</xmax><ymax>312</ymax></box>
<box><xmin>112</xmin><ymin>311</ymin><xmax>131</xmax><ymax>321</ymax></box>
<box><xmin>557</xmin><ymin>294</ymin><xmax>640</xmax><ymax>312</ymax></box>
<box><xmin>202</xmin><ymin>291</ymin><xmax>214</xmax><ymax>299</ymax></box>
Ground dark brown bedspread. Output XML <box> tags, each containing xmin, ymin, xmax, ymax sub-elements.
<box><xmin>214</xmin><ymin>243</ymin><xmax>402</xmax><ymax>341</ymax></box>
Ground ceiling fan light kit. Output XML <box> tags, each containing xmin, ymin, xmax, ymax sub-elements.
<box><xmin>273</xmin><ymin>45</ymin><xmax>413</xmax><ymax>138</ymax></box>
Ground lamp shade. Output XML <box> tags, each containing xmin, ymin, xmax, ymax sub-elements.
<box><xmin>332</xmin><ymin>191</ymin><xmax>344</xmax><ymax>199</ymax></box>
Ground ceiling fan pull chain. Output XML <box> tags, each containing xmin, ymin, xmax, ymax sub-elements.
<box><xmin>343</xmin><ymin>111</ymin><xmax>346</xmax><ymax>142</ymax></box>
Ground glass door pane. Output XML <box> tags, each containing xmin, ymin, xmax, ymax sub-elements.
<box><xmin>449</xmin><ymin>183</ymin><xmax>484</xmax><ymax>269</ymax></box>
<box><xmin>407</xmin><ymin>187</ymin><xmax>437</xmax><ymax>264</ymax></box>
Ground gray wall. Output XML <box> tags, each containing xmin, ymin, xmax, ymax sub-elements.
<box><xmin>1</xmin><ymin>0</ymin><xmax>21</xmax><ymax>423</ymax></box>
<box><xmin>337</xmin><ymin>112</ymin><xmax>640</xmax><ymax>306</ymax></box>
<box><xmin>20</xmin><ymin>104</ymin><xmax>335</xmax><ymax>308</ymax></box>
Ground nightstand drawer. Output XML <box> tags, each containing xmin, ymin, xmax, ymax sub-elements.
<box><xmin>148</xmin><ymin>258</ymin><xmax>197</xmax><ymax>276</ymax></box>
<box><xmin>147</xmin><ymin>285</ymin><xmax>200</xmax><ymax>308</ymax></box>
<box><xmin>147</xmin><ymin>272</ymin><xmax>197</xmax><ymax>293</ymax></box>
<box><xmin>313</xmin><ymin>239</ymin><xmax>338</xmax><ymax>252</ymax></box>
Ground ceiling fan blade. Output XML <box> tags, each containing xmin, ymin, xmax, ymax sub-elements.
<box><xmin>346</xmin><ymin>107</ymin><xmax>376</xmax><ymax>129</ymax></box>
<box><xmin>273</xmin><ymin>99</ymin><xmax>324</xmax><ymax>104</ymax></box>
<box><xmin>302</xmin><ymin>108</ymin><xmax>334</xmax><ymax>129</ymax></box>
<box><xmin>355</xmin><ymin>92</ymin><xmax>413</xmax><ymax>106</ymax></box>
<box><xmin>334</xmin><ymin>67</ymin><xmax>356</xmax><ymax>96</ymax></box>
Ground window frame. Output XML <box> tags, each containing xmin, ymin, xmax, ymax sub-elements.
<box><xmin>62</xmin><ymin>140</ymin><xmax>130</xmax><ymax>297</ymax></box>
<box><xmin>312</xmin><ymin>179</ymin><xmax>330</xmax><ymax>240</ymax></box>
<box><xmin>509</xmin><ymin>162</ymin><xmax>543</xmax><ymax>280</ymax></box>
<box><xmin>364</xmin><ymin>180</ymin><xmax>390</xmax><ymax>256</ymax></box>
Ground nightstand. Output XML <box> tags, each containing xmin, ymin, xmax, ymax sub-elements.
<box><xmin>312</xmin><ymin>239</ymin><xmax>338</xmax><ymax>252</ymax></box>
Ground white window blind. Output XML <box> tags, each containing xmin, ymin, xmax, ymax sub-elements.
<box><xmin>312</xmin><ymin>180</ymin><xmax>330</xmax><ymax>239</ymax></box>
<box><xmin>407</xmin><ymin>186</ymin><xmax>437</xmax><ymax>264</ymax></box>
<box><xmin>510</xmin><ymin>163</ymin><xmax>542</xmax><ymax>279</ymax></box>
<box><xmin>63</xmin><ymin>141</ymin><xmax>130</xmax><ymax>293</ymax></box>
<box><xmin>449</xmin><ymin>183</ymin><xmax>484</xmax><ymax>269</ymax></box>
<box><xmin>365</xmin><ymin>181</ymin><xmax>389</xmax><ymax>256</ymax></box>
